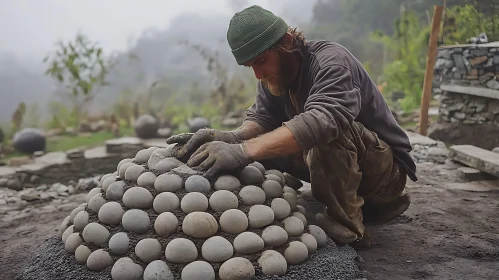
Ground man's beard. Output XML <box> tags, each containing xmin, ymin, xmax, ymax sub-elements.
<box><xmin>260</xmin><ymin>56</ymin><xmax>292</xmax><ymax>97</ymax></box>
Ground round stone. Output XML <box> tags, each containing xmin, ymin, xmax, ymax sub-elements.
<box><xmin>258</xmin><ymin>250</ymin><xmax>287</xmax><ymax>276</ymax></box>
<box><xmin>233</xmin><ymin>232</ymin><xmax>265</xmax><ymax>254</ymax></box>
<box><xmin>109</xmin><ymin>232</ymin><xmax>130</xmax><ymax>255</ymax></box>
<box><xmin>73</xmin><ymin>210</ymin><xmax>89</xmax><ymax>231</ymax></box>
<box><xmin>75</xmin><ymin>245</ymin><xmax>91</xmax><ymax>264</ymax></box>
<box><xmin>248</xmin><ymin>205</ymin><xmax>274</xmax><ymax>229</ymax></box>
<box><xmin>184</xmin><ymin>175</ymin><xmax>211</xmax><ymax>193</ymax></box>
<box><xmin>284</xmin><ymin>241</ymin><xmax>308</xmax><ymax>265</ymax></box>
<box><xmin>249</xmin><ymin>161</ymin><xmax>266</xmax><ymax>175</ymax></box>
<box><xmin>214</xmin><ymin>175</ymin><xmax>241</xmax><ymax>191</ymax></box>
<box><xmin>135</xmin><ymin>148</ymin><xmax>156</xmax><ymax>163</ymax></box>
<box><xmin>86</xmin><ymin>249</ymin><xmax>113</xmax><ymax>271</ymax></box>
<box><xmin>271</xmin><ymin>198</ymin><xmax>291</xmax><ymax>220</ymax></box>
<box><xmin>308</xmin><ymin>225</ymin><xmax>328</xmax><ymax>248</ymax></box>
<box><xmin>137</xmin><ymin>172</ymin><xmax>157</xmax><ymax>187</ymax></box>
<box><xmin>70</xmin><ymin>205</ymin><xmax>85</xmax><ymax>223</ymax></box>
<box><xmin>88</xmin><ymin>193</ymin><xmax>107</xmax><ymax>213</ymax></box>
<box><xmin>283</xmin><ymin>192</ymin><xmax>298</xmax><ymax>210</ymax></box>
<box><xmin>86</xmin><ymin>188</ymin><xmax>102</xmax><ymax>203</ymax></box>
<box><xmin>82</xmin><ymin>222</ymin><xmax>110</xmax><ymax>246</ymax></box>
<box><xmin>100</xmin><ymin>173</ymin><xmax>114</xmax><ymax>185</ymax></box>
<box><xmin>154</xmin><ymin>212</ymin><xmax>178</xmax><ymax>237</ymax></box>
<box><xmin>181</xmin><ymin>261</ymin><xmax>215</xmax><ymax>280</ymax></box>
<box><xmin>164</xmin><ymin>238</ymin><xmax>198</xmax><ymax>263</ymax></box>
<box><xmin>102</xmin><ymin>177</ymin><xmax>117</xmax><ymax>192</ymax></box>
<box><xmin>135</xmin><ymin>238</ymin><xmax>162</xmax><ymax>263</ymax></box>
<box><xmin>181</xmin><ymin>192</ymin><xmax>208</xmax><ymax>213</ymax></box>
<box><xmin>144</xmin><ymin>260</ymin><xmax>174</xmax><ymax>280</ymax></box>
<box><xmin>296</xmin><ymin>205</ymin><xmax>307</xmax><ymax>215</ymax></box>
<box><xmin>239</xmin><ymin>166</ymin><xmax>264</xmax><ymax>185</ymax></box>
<box><xmin>265</xmin><ymin>174</ymin><xmax>284</xmax><ymax>186</ymax></box>
<box><xmin>262</xmin><ymin>180</ymin><xmax>283</xmax><ymax>198</ymax></box>
<box><xmin>122</xmin><ymin>209</ymin><xmax>150</xmax><ymax>234</ymax></box>
<box><xmin>201</xmin><ymin>236</ymin><xmax>234</xmax><ymax>262</ymax></box>
<box><xmin>98</xmin><ymin>202</ymin><xmax>125</xmax><ymax>225</ymax></box>
<box><xmin>59</xmin><ymin>216</ymin><xmax>70</xmax><ymax>238</ymax></box>
<box><xmin>117</xmin><ymin>158</ymin><xmax>134</xmax><ymax>172</ymax></box>
<box><xmin>182</xmin><ymin>212</ymin><xmax>218</xmax><ymax>238</ymax></box>
<box><xmin>154</xmin><ymin>173</ymin><xmax>182</xmax><ymax>193</ymax></box>
<box><xmin>266</xmin><ymin>169</ymin><xmax>284</xmax><ymax>181</ymax></box>
<box><xmin>219</xmin><ymin>257</ymin><xmax>255</xmax><ymax>280</ymax></box>
<box><xmin>293</xmin><ymin>212</ymin><xmax>307</xmax><ymax>226</ymax></box>
<box><xmin>261</xmin><ymin>225</ymin><xmax>288</xmax><ymax>247</ymax></box>
<box><xmin>219</xmin><ymin>209</ymin><xmax>248</xmax><ymax>234</ymax></box>
<box><xmin>153</xmin><ymin>192</ymin><xmax>180</xmax><ymax>213</ymax></box>
<box><xmin>301</xmin><ymin>233</ymin><xmax>318</xmax><ymax>253</ymax></box>
<box><xmin>106</xmin><ymin>181</ymin><xmax>126</xmax><ymax>200</ymax></box>
<box><xmin>239</xmin><ymin>185</ymin><xmax>266</xmax><ymax>206</ymax></box>
<box><xmin>62</xmin><ymin>225</ymin><xmax>74</xmax><ymax>243</ymax></box>
<box><xmin>65</xmin><ymin>232</ymin><xmax>82</xmax><ymax>253</ymax></box>
<box><xmin>111</xmin><ymin>257</ymin><xmax>144</xmax><ymax>280</ymax></box>
<box><xmin>154</xmin><ymin>158</ymin><xmax>183</xmax><ymax>173</ymax></box>
<box><xmin>123</xmin><ymin>187</ymin><xmax>153</xmax><ymax>209</ymax></box>
<box><xmin>209</xmin><ymin>190</ymin><xmax>238</xmax><ymax>212</ymax></box>
<box><xmin>124</xmin><ymin>164</ymin><xmax>145</xmax><ymax>182</ymax></box>
<box><xmin>283</xmin><ymin>186</ymin><xmax>297</xmax><ymax>196</ymax></box>
<box><xmin>283</xmin><ymin>216</ymin><xmax>305</xmax><ymax>237</ymax></box>
<box><xmin>119</xmin><ymin>162</ymin><xmax>134</xmax><ymax>179</ymax></box>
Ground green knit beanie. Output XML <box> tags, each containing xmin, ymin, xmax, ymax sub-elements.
<box><xmin>227</xmin><ymin>5</ymin><xmax>288</xmax><ymax>65</ymax></box>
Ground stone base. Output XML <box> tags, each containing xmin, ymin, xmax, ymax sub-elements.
<box><xmin>428</xmin><ymin>122</ymin><xmax>499</xmax><ymax>150</ymax></box>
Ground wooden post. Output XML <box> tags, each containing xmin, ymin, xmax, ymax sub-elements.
<box><xmin>419</xmin><ymin>5</ymin><xmax>443</xmax><ymax>136</ymax></box>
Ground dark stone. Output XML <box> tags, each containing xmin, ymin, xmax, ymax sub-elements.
<box><xmin>428</xmin><ymin>122</ymin><xmax>499</xmax><ymax>150</ymax></box>
<box><xmin>134</xmin><ymin>115</ymin><xmax>159</xmax><ymax>139</ymax></box>
<box><xmin>452</xmin><ymin>54</ymin><xmax>467</xmax><ymax>72</ymax></box>
<box><xmin>12</xmin><ymin>128</ymin><xmax>46</xmax><ymax>154</ymax></box>
<box><xmin>187</xmin><ymin>117</ymin><xmax>210</xmax><ymax>133</ymax></box>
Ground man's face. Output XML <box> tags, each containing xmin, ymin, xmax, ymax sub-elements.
<box><xmin>245</xmin><ymin>50</ymin><xmax>292</xmax><ymax>96</ymax></box>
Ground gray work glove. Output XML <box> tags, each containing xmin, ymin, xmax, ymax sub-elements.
<box><xmin>187</xmin><ymin>141</ymin><xmax>252</xmax><ymax>178</ymax></box>
<box><xmin>165</xmin><ymin>128</ymin><xmax>240</xmax><ymax>158</ymax></box>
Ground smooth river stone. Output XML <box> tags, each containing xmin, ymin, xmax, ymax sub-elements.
<box><xmin>118</xmin><ymin>162</ymin><xmax>134</xmax><ymax>179</ymax></box>
<box><xmin>262</xmin><ymin>180</ymin><xmax>283</xmax><ymax>198</ymax></box>
<box><xmin>282</xmin><ymin>192</ymin><xmax>298</xmax><ymax>210</ymax></box>
<box><xmin>239</xmin><ymin>185</ymin><xmax>266</xmax><ymax>206</ymax></box>
<box><xmin>249</xmin><ymin>161</ymin><xmax>266</xmax><ymax>175</ymax></box>
<box><xmin>283</xmin><ymin>216</ymin><xmax>305</xmax><ymax>237</ymax></box>
<box><xmin>117</xmin><ymin>158</ymin><xmax>134</xmax><ymax>172</ymax></box>
<box><xmin>300</xmin><ymin>233</ymin><xmax>318</xmax><ymax>253</ymax></box>
<box><xmin>258</xmin><ymin>250</ymin><xmax>287</xmax><ymax>276</ymax></box>
<box><xmin>87</xmin><ymin>193</ymin><xmax>107</xmax><ymax>213</ymax></box>
<box><xmin>283</xmin><ymin>186</ymin><xmax>297</xmax><ymax>196</ymax></box>
<box><xmin>82</xmin><ymin>222</ymin><xmax>110</xmax><ymax>246</ymax></box>
<box><xmin>111</xmin><ymin>257</ymin><xmax>144</xmax><ymax>280</ymax></box>
<box><xmin>154</xmin><ymin>173</ymin><xmax>182</xmax><ymax>193</ymax></box>
<box><xmin>65</xmin><ymin>232</ymin><xmax>82</xmax><ymax>253</ymax></box>
<box><xmin>73</xmin><ymin>210</ymin><xmax>89</xmax><ymax>231</ymax></box>
<box><xmin>59</xmin><ymin>216</ymin><xmax>70</xmax><ymax>238</ymax></box>
<box><xmin>295</xmin><ymin>205</ymin><xmax>307</xmax><ymax>215</ymax></box>
<box><xmin>154</xmin><ymin>158</ymin><xmax>183</xmax><ymax>173</ymax></box>
<box><xmin>201</xmin><ymin>236</ymin><xmax>234</xmax><ymax>262</ymax></box>
<box><xmin>137</xmin><ymin>172</ymin><xmax>157</xmax><ymax>187</ymax></box>
<box><xmin>233</xmin><ymin>232</ymin><xmax>265</xmax><ymax>254</ymax></box>
<box><xmin>184</xmin><ymin>175</ymin><xmax>211</xmax><ymax>193</ymax></box>
<box><xmin>102</xmin><ymin>176</ymin><xmax>117</xmax><ymax>192</ymax></box>
<box><xmin>283</xmin><ymin>241</ymin><xmax>308</xmax><ymax>265</ymax></box>
<box><xmin>308</xmin><ymin>225</ymin><xmax>328</xmax><ymax>248</ymax></box>
<box><xmin>164</xmin><ymin>238</ymin><xmax>198</xmax><ymax>264</ymax></box>
<box><xmin>135</xmin><ymin>147</ymin><xmax>157</xmax><ymax>163</ymax></box>
<box><xmin>98</xmin><ymin>201</ymin><xmax>125</xmax><ymax>225</ymax></box>
<box><xmin>75</xmin><ymin>245</ymin><xmax>91</xmax><ymax>264</ymax></box>
<box><xmin>70</xmin><ymin>205</ymin><xmax>85</xmax><ymax>223</ymax></box>
<box><xmin>292</xmin><ymin>212</ymin><xmax>307</xmax><ymax>226</ymax></box>
<box><xmin>153</xmin><ymin>192</ymin><xmax>180</xmax><ymax>213</ymax></box>
<box><xmin>248</xmin><ymin>205</ymin><xmax>274</xmax><ymax>229</ymax></box>
<box><xmin>109</xmin><ymin>232</ymin><xmax>130</xmax><ymax>255</ymax></box>
<box><xmin>265</xmin><ymin>174</ymin><xmax>284</xmax><ymax>186</ymax></box>
<box><xmin>182</xmin><ymin>212</ymin><xmax>218</xmax><ymax>238</ymax></box>
<box><xmin>271</xmin><ymin>198</ymin><xmax>291</xmax><ymax>220</ymax></box>
<box><xmin>154</xmin><ymin>212</ymin><xmax>178</xmax><ymax>237</ymax></box>
<box><xmin>209</xmin><ymin>190</ymin><xmax>238</xmax><ymax>212</ymax></box>
<box><xmin>214</xmin><ymin>175</ymin><xmax>241</xmax><ymax>191</ymax></box>
<box><xmin>266</xmin><ymin>169</ymin><xmax>284</xmax><ymax>181</ymax></box>
<box><xmin>100</xmin><ymin>173</ymin><xmax>114</xmax><ymax>185</ymax></box>
<box><xmin>135</xmin><ymin>238</ymin><xmax>162</xmax><ymax>263</ymax></box>
<box><xmin>122</xmin><ymin>209</ymin><xmax>150</xmax><ymax>234</ymax></box>
<box><xmin>219</xmin><ymin>257</ymin><xmax>255</xmax><ymax>280</ymax></box>
<box><xmin>219</xmin><ymin>209</ymin><xmax>248</xmax><ymax>234</ymax></box>
<box><xmin>86</xmin><ymin>188</ymin><xmax>102</xmax><ymax>203</ymax></box>
<box><xmin>261</xmin><ymin>225</ymin><xmax>288</xmax><ymax>247</ymax></box>
<box><xmin>181</xmin><ymin>192</ymin><xmax>208</xmax><ymax>213</ymax></box>
<box><xmin>147</xmin><ymin>147</ymin><xmax>176</xmax><ymax>169</ymax></box>
<box><xmin>62</xmin><ymin>225</ymin><xmax>74</xmax><ymax>243</ymax></box>
<box><xmin>123</xmin><ymin>187</ymin><xmax>153</xmax><ymax>209</ymax></box>
<box><xmin>124</xmin><ymin>164</ymin><xmax>145</xmax><ymax>182</ymax></box>
<box><xmin>143</xmin><ymin>260</ymin><xmax>174</xmax><ymax>280</ymax></box>
<box><xmin>86</xmin><ymin>249</ymin><xmax>113</xmax><ymax>271</ymax></box>
<box><xmin>181</xmin><ymin>261</ymin><xmax>215</xmax><ymax>280</ymax></box>
<box><xmin>239</xmin><ymin>166</ymin><xmax>264</xmax><ymax>185</ymax></box>
<box><xmin>106</xmin><ymin>181</ymin><xmax>126</xmax><ymax>200</ymax></box>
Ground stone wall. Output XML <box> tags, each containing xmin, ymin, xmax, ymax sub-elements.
<box><xmin>438</xmin><ymin>91</ymin><xmax>499</xmax><ymax>124</ymax></box>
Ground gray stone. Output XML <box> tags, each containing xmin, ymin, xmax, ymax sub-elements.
<box><xmin>65</xmin><ymin>232</ymin><xmax>83</xmax><ymax>253</ymax></box>
<box><xmin>214</xmin><ymin>175</ymin><xmax>241</xmax><ymax>191</ymax></box>
<box><xmin>249</xmin><ymin>161</ymin><xmax>266</xmax><ymax>175</ymax></box>
<box><xmin>258</xmin><ymin>250</ymin><xmax>287</xmax><ymax>276</ymax></box>
<box><xmin>98</xmin><ymin>201</ymin><xmax>125</xmax><ymax>225</ymax></box>
<box><xmin>184</xmin><ymin>175</ymin><xmax>211</xmax><ymax>193</ymax></box>
<box><xmin>109</xmin><ymin>232</ymin><xmax>130</xmax><ymax>255</ymax></box>
<box><xmin>61</xmin><ymin>225</ymin><xmax>74</xmax><ymax>243</ymax></box>
<box><xmin>147</xmin><ymin>147</ymin><xmax>177</xmax><ymax>170</ymax></box>
<box><xmin>164</xmin><ymin>238</ymin><xmax>198</xmax><ymax>264</ymax></box>
<box><xmin>12</xmin><ymin>128</ymin><xmax>46</xmax><ymax>154</ymax></box>
<box><xmin>86</xmin><ymin>249</ymin><xmax>113</xmax><ymax>271</ymax></box>
<box><xmin>270</xmin><ymin>198</ymin><xmax>291</xmax><ymax>220</ymax></box>
<box><xmin>233</xmin><ymin>232</ymin><xmax>265</xmax><ymax>254</ymax></box>
<box><xmin>74</xmin><ymin>245</ymin><xmax>91</xmax><ymax>264</ymax></box>
<box><xmin>87</xmin><ymin>193</ymin><xmax>107</xmax><ymax>213</ymax></box>
<box><xmin>293</xmin><ymin>212</ymin><xmax>308</xmax><ymax>227</ymax></box>
<box><xmin>135</xmin><ymin>238</ymin><xmax>162</xmax><ymax>263</ymax></box>
<box><xmin>493</xmin><ymin>147</ymin><xmax>499</xmax><ymax>154</ymax></box>
<box><xmin>487</xmin><ymin>79</ymin><xmax>499</xmax><ymax>90</ymax></box>
<box><xmin>181</xmin><ymin>261</ymin><xmax>215</xmax><ymax>280</ymax></box>
<box><xmin>154</xmin><ymin>212</ymin><xmax>178</xmax><ymax>237</ymax></box>
<box><xmin>102</xmin><ymin>176</ymin><xmax>117</xmax><ymax>192</ymax></box>
<box><xmin>265</xmin><ymin>174</ymin><xmax>284</xmax><ymax>186</ymax></box>
<box><xmin>182</xmin><ymin>212</ymin><xmax>218</xmax><ymax>238</ymax></box>
<box><xmin>219</xmin><ymin>257</ymin><xmax>255</xmax><ymax>280</ymax></box>
<box><xmin>124</xmin><ymin>164</ymin><xmax>145</xmax><ymax>182</ymax></box>
<box><xmin>154</xmin><ymin>173</ymin><xmax>182</xmax><ymax>193</ymax></box>
<box><xmin>283</xmin><ymin>173</ymin><xmax>303</xmax><ymax>190</ymax></box>
<box><xmin>153</xmin><ymin>192</ymin><xmax>180</xmax><ymax>213</ymax></box>
<box><xmin>137</xmin><ymin>172</ymin><xmax>157</xmax><ymax>187</ymax></box>
<box><xmin>111</xmin><ymin>257</ymin><xmax>143</xmax><ymax>280</ymax></box>
<box><xmin>248</xmin><ymin>205</ymin><xmax>274</xmax><ymax>228</ymax></box>
<box><xmin>154</xmin><ymin>158</ymin><xmax>183</xmax><ymax>173</ymax></box>
<box><xmin>135</xmin><ymin>147</ymin><xmax>157</xmax><ymax>164</ymax></box>
<box><xmin>450</xmin><ymin>145</ymin><xmax>499</xmax><ymax>176</ymax></box>
<box><xmin>143</xmin><ymin>260</ymin><xmax>174</xmax><ymax>280</ymax></box>
<box><xmin>308</xmin><ymin>225</ymin><xmax>328</xmax><ymax>248</ymax></box>
<box><xmin>82</xmin><ymin>222</ymin><xmax>110</xmax><ymax>246</ymax></box>
<box><xmin>262</xmin><ymin>225</ymin><xmax>288</xmax><ymax>247</ymax></box>
<box><xmin>209</xmin><ymin>190</ymin><xmax>238</xmax><ymax>212</ymax></box>
<box><xmin>73</xmin><ymin>210</ymin><xmax>89</xmax><ymax>231</ymax></box>
<box><xmin>283</xmin><ymin>216</ymin><xmax>305</xmax><ymax>237</ymax></box>
<box><xmin>284</xmin><ymin>241</ymin><xmax>308</xmax><ymax>265</ymax></box>
<box><xmin>262</xmin><ymin>180</ymin><xmax>283</xmax><ymax>198</ymax></box>
<box><xmin>219</xmin><ymin>209</ymin><xmax>248</xmax><ymax>234</ymax></box>
<box><xmin>118</xmin><ymin>162</ymin><xmax>134</xmax><ymax>179</ymax></box>
<box><xmin>134</xmin><ymin>115</ymin><xmax>159</xmax><ymax>139</ymax></box>
<box><xmin>117</xmin><ymin>159</ymin><xmax>134</xmax><ymax>173</ymax></box>
<box><xmin>300</xmin><ymin>233</ymin><xmax>318</xmax><ymax>253</ymax></box>
<box><xmin>123</xmin><ymin>187</ymin><xmax>153</xmax><ymax>209</ymax></box>
<box><xmin>122</xmin><ymin>209</ymin><xmax>150</xmax><ymax>234</ymax></box>
<box><xmin>188</xmin><ymin>117</ymin><xmax>210</xmax><ymax>133</ymax></box>
<box><xmin>201</xmin><ymin>236</ymin><xmax>234</xmax><ymax>262</ymax></box>
<box><xmin>106</xmin><ymin>181</ymin><xmax>125</xmax><ymax>200</ymax></box>
<box><xmin>59</xmin><ymin>216</ymin><xmax>70</xmax><ymax>238</ymax></box>
<box><xmin>181</xmin><ymin>192</ymin><xmax>208</xmax><ymax>213</ymax></box>
<box><xmin>239</xmin><ymin>166</ymin><xmax>265</xmax><ymax>185</ymax></box>
<box><xmin>86</xmin><ymin>188</ymin><xmax>102</xmax><ymax>203</ymax></box>
<box><xmin>282</xmin><ymin>192</ymin><xmax>298</xmax><ymax>211</ymax></box>
<box><xmin>239</xmin><ymin>185</ymin><xmax>266</xmax><ymax>206</ymax></box>
<box><xmin>172</xmin><ymin>164</ymin><xmax>199</xmax><ymax>175</ymax></box>
<box><xmin>283</xmin><ymin>186</ymin><xmax>297</xmax><ymax>196</ymax></box>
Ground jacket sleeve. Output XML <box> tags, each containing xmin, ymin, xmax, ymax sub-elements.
<box><xmin>244</xmin><ymin>81</ymin><xmax>288</xmax><ymax>132</ymax></box>
<box><xmin>283</xmin><ymin>64</ymin><xmax>362</xmax><ymax>150</ymax></box>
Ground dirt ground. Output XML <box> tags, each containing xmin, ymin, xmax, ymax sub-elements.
<box><xmin>1</xmin><ymin>161</ymin><xmax>499</xmax><ymax>280</ymax></box>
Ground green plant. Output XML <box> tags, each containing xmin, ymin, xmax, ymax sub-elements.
<box><xmin>442</xmin><ymin>4</ymin><xmax>499</xmax><ymax>44</ymax></box>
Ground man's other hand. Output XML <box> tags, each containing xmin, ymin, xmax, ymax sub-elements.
<box><xmin>165</xmin><ymin>128</ymin><xmax>239</xmax><ymax>158</ymax></box>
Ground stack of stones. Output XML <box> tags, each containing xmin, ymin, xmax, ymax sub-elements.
<box><xmin>58</xmin><ymin>145</ymin><xmax>328</xmax><ymax>280</ymax></box>
<box><xmin>437</xmin><ymin>91</ymin><xmax>499</xmax><ymax>124</ymax></box>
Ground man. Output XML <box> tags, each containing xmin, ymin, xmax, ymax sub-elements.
<box><xmin>166</xmin><ymin>5</ymin><xmax>417</xmax><ymax>248</ymax></box>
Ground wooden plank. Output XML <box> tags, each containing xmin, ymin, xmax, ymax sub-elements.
<box><xmin>449</xmin><ymin>145</ymin><xmax>499</xmax><ymax>177</ymax></box>
<box><xmin>419</xmin><ymin>5</ymin><xmax>443</xmax><ymax>136</ymax></box>
<box><xmin>440</xmin><ymin>84</ymin><xmax>499</xmax><ymax>100</ymax></box>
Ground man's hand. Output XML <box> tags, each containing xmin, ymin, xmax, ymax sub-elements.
<box><xmin>165</xmin><ymin>129</ymin><xmax>240</xmax><ymax>158</ymax></box>
<box><xmin>187</xmin><ymin>141</ymin><xmax>252</xmax><ymax>178</ymax></box>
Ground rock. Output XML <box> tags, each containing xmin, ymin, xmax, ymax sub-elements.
<box><xmin>124</xmin><ymin>165</ymin><xmax>145</xmax><ymax>182</ymax></box>
<box><xmin>209</xmin><ymin>190</ymin><xmax>238</xmax><ymax>212</ymax></box>
<box><xmin>249</xmin><ymin>161</ymin><xmax>266</xmax><ymax>175</ymax></box>
<box><xmin>82</xmin><ymin>222</ymin><xmax>110</xmax><ymax>246</ymax></box>
<box><xmin>233</xmin><ymin>232</ymin><xmax>265</xmax><ymax>254</ymax></box>
<box><xmin>75</xmin><ymin>245</ymin><xmax>92</xmax><ymax>264</ymax></box>
<box><xmin>122</xmin><ymin>209</ymin><xmax>150</xmax><ymax>234</ymax></box>
<box><xmin>106</xmin><ymin>181</ymin><xmax>126</xmax><ymax>200</ymax></box>
<box><xmin>181</xmin><ymin>261</ymin><xmax>215</xmax><ymax>280</ymax></box>
<box><xmin>201</xmin><ymin>236</ymin><xmax>234</xmax><ymax>262</ymax></box>
<box><xmin>184</xmin><ymin>175</ymin><xmax>211</xmax><ymax>193</ymax></box>
<box><xmin>98</xmin><ymin>202</ymin><xmax>125</xmax><ymax>225</ymax></box>
<box><xmin>143</xmin><ymin>260</ymin><xmax>174</xmax><ymax>280</ymax></box>
<box><xmin>65</xmin><ymin>232</ymin><xmax>83</xmax><ymax>253</ymax></box>
<box><xmin>111</xmin><ymin>257</ymin><xmax>144</xmax><ymax>280</ymax></box>
<box><xmin>283</xmin><ymin>192</ymin><xmax>298</xmax><ymax>211</ymax></box>
<box><xmin>293</xmin><ymin>212</ymin><xmax>308</xmax><ymax>226</ymax></box>
<box><xmin>181</xmin><ymin>192</ymin><xmax>208</xmax><ymax>213</ymax></box>
<box><xmin>147</xmin><ymin>148</ymin><xmax>177</xmax><ymax>170</ymax></box>
<box><xmin>154</xmin><ymin>212</ymin><xmax>178</xmax><ymax>237</ymax></box>
<box><xmin>87</xmin><ymin>193</ymin><xmax>107</xmax><ymax>213</ymax></box>
<box><xmin>219</xmin><ymin>209</ymin><xmax>248</xmax><ymax>234</ymax></box>
<box><xmin>182</xmin><ymin>212</ymin><xmax>218</xmax><ymax>238</ymax></box>
<box><xmin>123</xmin><ymin>187</ymin><xmax>153</xmax><ymax>209</ymax></box>
<box><xmin>102</xmin><ymin>177</ymin><xmax>117</xmax><ymax>192</ymax></box>
<box><xmin>164</xmin><ymin>238</ymin><xmax>198</xmax><ymax>263</ymax></box>
<box><xmin>262</xmin><ymin>225</ymin><xmax>288</xmax><ymax>247</ymax></box>
<box><xmin>265</xmin><ymin>174</ymin><xmax>284</xmax><ymax>186</ymax></box>
<box><xmin>154</xmin><ymin>174</ymin><xmax>183</xmax><ymax>192</ymax></box>
<box><xmin>214</xmin><ymin>175</ymin><xmax>241</xmax><ymax>191</ymax></box>
<box><xmin>258</xmin><ymin>250</ymin><xmax>287</xmax><ymax>276</ymax></box>
<box><xmin>300</xmin><ymin>233</ymin><xmax>318</xmax><ymax>253</ymax></box>
<box><xmin>137</xmin><ymin>172</ymin><xmax>157</xmax><ymax>187</ymax></box>
<box><xmin>12</xmin><ymin>128</ymin><xmax>46</xmax><ymax>154</ymax></box>
<box><xmin>153</xmin><ymin>192</ymin><xmax>180</xmax><ymax>213</ymax></box>
<box><xmin>109</xmin><ymin>232</ymin><xmax>130</xmax><ymax>255</ymax></box>
<box><xmin>135</xmin><ymin>238</ymin><xmax>162</xmax><ymax>263</ymax></box>
<box><xmin>134</xmin><ymin>115</ymin><xmax>159</xmax><ymax>139</ymax></box>
<box><xmin>188</xmin><ymin>117</ymin><xmax>210</xmax><ymax>133</ymax></box>
<box><xmin>248</xmin><ymin>205</ymin><xmax>274</xmax><ymax>228</ymax></box>
<box><xmin>219</xmin><ymin>257</ymin><xmax>255</xmax><ymax>280</ymax></box>
<box><xmin>135</xmin><ymin>148</ymin><xmax>157</xmax><ymax>164</ymax></box>
<box><xmin>271</xmin><ymin>198</ymin><xmax>291</xmax><ymax>220</ymax></box>
<box><xmin>308</xmin><ymin>225</ymin><xmax>328</xmax><ymax>248</ymax></box>
<box><xmin>239</xmin><ymin>166</ymin><xmax>264</xmax><ymax>185</ymax></box>
<box><xmin>73</xmin><ymin>210</ymin><xmax>89</xmax><ymax>231</ymax></box>
<box><xmin>86</xmin><ymin>249</ymin><xmax>113</xmax><ymax>271</ymax></box>
<box><xmin>154</xmin><ymin>158</ymin><xmax>183</xmax><ymax>173</ymax></box>
<box><xmin>284</xmin><ymin>241</ymin><xmax>308</xmax><ymax>265</ymax></box>
<box><xmin>239</xmin><ymin>185</ymin><xmax>266</xmax><ymax>206</ymax></box>
<box><xmin>283</xmin><ymin>216</ymin><xmax>305</xmax><ymax>237</ymax></box>
<box><xmin>262</xmin><ymin>180</ymin><xmax>283</xmax><ymax>198</ymax></box>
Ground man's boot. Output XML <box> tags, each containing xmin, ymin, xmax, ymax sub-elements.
<box><xmin>362</xmin><ymin>194</ymin><xmax>411</xmax><ymax>226</ymax></box>
<box><xmin>315</xmin><ymin>211</ymin><xmax>358</xmax><ymax>244</ymax></box>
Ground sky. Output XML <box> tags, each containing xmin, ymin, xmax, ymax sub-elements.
<box><xmin>0</xmin><ymin>0</ymin><xmax>289</xmax><ymax>59</ymax></box>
